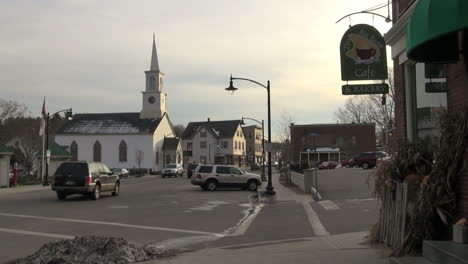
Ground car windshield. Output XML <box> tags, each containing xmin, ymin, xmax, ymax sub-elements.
<box><xmin>166</xmin><ymin>164</ymin><xmax>176</xmax><ymax>168</ymax></box>
<box><xmin>112</xmin><ymin>168</ymin><xmax>122</xmax><ymax>173</ymax></box>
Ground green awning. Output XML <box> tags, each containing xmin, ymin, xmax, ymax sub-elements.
<box><xmin>0</xmin><ymin>143</ymin><xmax>13</xmax><ymax>155</ymax></box>
<box><xmin>407</xmin><ymin>0</ymin><xmax>468</xmax><ymax>63</ymax></box>
<box><xmin>37</xmin><ymin>142</ymin><xmax>71</xmax><ymax>158</ymax></box>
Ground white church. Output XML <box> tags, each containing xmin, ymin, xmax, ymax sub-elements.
<box><xmin>55</xmin><ymin>35</ymin><xmax>179</xmax><ymax>172</ymax></box>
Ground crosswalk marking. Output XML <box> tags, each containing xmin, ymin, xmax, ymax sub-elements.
<box><xmin>318</xmin><ymin>200</ymin><xmax>340</xmax><ymax>210</ymax></box>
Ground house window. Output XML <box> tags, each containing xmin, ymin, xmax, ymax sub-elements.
<box><xmin>249</xmin><ymin>132</ymin><xmax>252</xmax><ymax>139</ymax></box>
<box><xmin>119</xmin><ymin>140</ymin><xmax>127</xmax><ymax>162</ymax></box>
<box><xmin>200</xmin><ymin>141</ymin><xmax>207</xmax><ymax>149</ymax></box>
<box><xmin>70</xmin><ymin>141</ymin><xmax>78</xmax><ymax>161</ymax></box>
<box><xmin>200</xmin><ymin>155</ymin><xmax>207</xmax><ymax>164</ymax></box>
<box><xmin>234</xmin><ymin>141</ymin><xmax>237</xmax><ymax>149</ymax></box>
<box><xmin>200</xmin><ymin>130</ymin><xmax>207</xmax><ymax>138</ymax></box>
<box><xmin>187</xmin><ymin>142</ymin><xmax>192</xmax><ymax>150</ymax></box>
<box><xmin>93</xmin><ymin>141</ymin><xmax>101</xmax><ymax>162</ymax></box>
<box><xmin>336</xmin><ymin>137</ymin><xmax>344</xmax><ymax>146</ymax></box>
<box><xmin>222</xmin><ymin>141</ymin><xmax>228</xmax><ymax>149</ymax></box>
<box><xmin>242</xmin><ymin>142</ymin><xmax>244</xmax><ymax>150</ymax></box>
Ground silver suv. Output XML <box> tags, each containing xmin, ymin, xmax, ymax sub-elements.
<box><xmin>191</xmin><ymin>165</ymin><xmax>262</xmax><ymax>191</ymax></box>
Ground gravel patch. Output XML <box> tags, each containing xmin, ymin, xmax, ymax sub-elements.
<box><xmin>15</xmin><ymin>236</ymin><xmax>175</xmax><ymax>264</ymax></box>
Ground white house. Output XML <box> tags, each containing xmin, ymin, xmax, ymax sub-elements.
<box><xmin>55</xmin><ymin>35</ymin><xmax>176</xmax><ymax>172</ymax></box>
<box><xmin>182</xmin><ymin>119</ymin><xmax>247</xmax><ymax>167</ymax></box>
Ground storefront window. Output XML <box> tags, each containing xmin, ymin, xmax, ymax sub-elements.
<box><xmin>405</xmin><ymin>63</ymin><xmax>447</xmax><ymax>141</ymax></box>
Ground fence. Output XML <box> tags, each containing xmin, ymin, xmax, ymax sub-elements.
<box><xmin>379</xmin><ymin>182</ymin><xmax>408</xmax><ymax>249</ymax></box>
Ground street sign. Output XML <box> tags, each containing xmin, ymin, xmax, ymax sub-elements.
<box><xmin>342</xmin><ymin>83</ymin><xmax>389</xmax><ymax>95</ymax></box>
<box><xmin>340</xmin><ymin>24</ymin><xmax>388</xmax><ymax>81</ymax></box>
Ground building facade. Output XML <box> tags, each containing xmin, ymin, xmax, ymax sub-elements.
<box><xmin>242</xmin><ymin>125</ymin><xmax>263</xmax><ymax>166</ymax></box>
<box><xmin>386</xmin><ymin>0</ymin><xmax>468</xmax><ymax>217</ymax></box>
<box><xmin>55</xmin><ymin>35</ymin><xmax>176</xmax><ymax>172</ymax></box>
<box><xmin>182</xmin><ymin>119</ymin><xmax>246</xmax><ymax>167</ymax></box>
<box><xmin>290</xmin><ymin>123</ymin><xmax>376</xmax><ymax>164</ymax></box>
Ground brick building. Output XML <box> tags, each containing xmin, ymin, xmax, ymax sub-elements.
<box><xmin>385</xmin><ymin>0</ymin><xmax>467</xmax><ymax>217</ymax></box>
<box><xmin>290</xmin><ymin>123</ymin><xmax>376</xmax><ymax>165</ymax></box>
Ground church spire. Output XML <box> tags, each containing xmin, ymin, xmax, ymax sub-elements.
<box><xmin>150</xmin><ymin>33</ymin><xmax>160</xmax><ymax>71</ymax></box>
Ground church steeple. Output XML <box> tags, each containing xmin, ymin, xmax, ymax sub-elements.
<box><xmin>141</xmin><ymin>34</ymin><xmax>166</xmax><ymax>120</ymax></box>
<box><xmin>150</xmin><ymin>33</ymin><xmax>160</xmax><ymax>71</ymax></box>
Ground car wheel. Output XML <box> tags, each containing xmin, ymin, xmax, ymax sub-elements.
<box><xmin>112</xmin><ymin>182</ymin><xmax>120</xmax><ymax>196</ymax></box>
<box><xmin>362</xmin><ymin>163</ymin><xmax>369</xmax><ymax>169</ymax></box>
<box><xmin>247</xmin><ymin>180</ymin><xmax>258</xmax><ymax>192</ymax></box>
<box><xmin>162</xmin><ymin>175</ymin><xmax>166</xmax><ymax>178</ymax></box>
<box><xmin>56</xmin><ymin>191</ymin><xmax>67</xmax><ymax>201</ymax></box>
<box><xmin>205</xmin><ymin>180</ymin><xmax>217</xmax><ymax>191</ymax></box>
<box><xmin>92</xmin><ymin>184</ymin><xmax>101</xmax><ymax>200</ymax></box>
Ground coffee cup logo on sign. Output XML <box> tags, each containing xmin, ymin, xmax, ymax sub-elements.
<box><xmin>345</xmin><ymin>33</ymin><xmax>380</xmax><ymax>64</ymax></box>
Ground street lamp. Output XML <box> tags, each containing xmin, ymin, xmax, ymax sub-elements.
<box><xmin>225</xmin><ymin>75</ymin><xmax>275</xmax><ymax>195</ymax></box>
<box><xmin>44</xmin><ymin>108</ymin><xmax>73</xmax><ymax>186</ymax></box>
<box><xmin>241</xmin><ymin>117</ymin><xmax>265</xmax><ymax>181</ymax></box>
<box><xmin>307</xmin><ymin>132</ymin><xmax>320</xmax><ymax>200</ymax></box>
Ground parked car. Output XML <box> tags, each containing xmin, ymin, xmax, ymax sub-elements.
<box><xmin>341</xmin><ymin>159</ymin><xmax>350</xmax><ymax>167</ymax></box>
<box><xmin>186</xmin><ymin>163</ymin><xmax>199</xmax><ymax>178</ymax></box>
<box><xmin>51</xmin><ymin>161</ymin><xmax>120</xmax><ymax>200</ymax></box>
<box><xmin>191</xmin><ymin>164</ymin><xmax>262</xmax><ymax>191</ymax></box>
<box><xmin>162</xmin><ymin>164</ymin><xmax>183</xmax><ymax>178</ymax></box>
<box><xmin>319</xmin><ymin>161</ymin><xmax>338</xmax><ymax>170</ymax></box>
<box><xmin>111</xmin><ymin>168</ymin><xmax>129</xmax><ymax>178</ymax></box>
<box><xmin>354</xmin><ymin>151</ymin><xmax>387</xmax><ymax>169</ymax></box>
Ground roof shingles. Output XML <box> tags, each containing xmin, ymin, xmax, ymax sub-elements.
<box><xmin>57</xmin><ymin>113</ymin><xmax>162</xmax><ymax>134</ymax></box>
<box><xmin>182</xmin><ymin>120</ymin><xmax>241</xmax><ymax>139</ymax></box>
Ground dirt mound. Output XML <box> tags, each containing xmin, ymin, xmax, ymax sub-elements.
<box><xmin>16</xmin><ymin>236</ymin><xmax>172</xmax><ymax>264</ymax></box>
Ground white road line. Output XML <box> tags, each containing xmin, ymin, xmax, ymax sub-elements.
<box><xmin>301</xmin><ymin>201</ymin><xmax>330</xmax><ymax>236</ymax></box>
<box><xmin>0</xmin><ymin>227</ymin><xmax>74</xmax><ymax>239</ymax></box>
<box><xmin>318</xmin><ymin>200</ymin><xmax>340</xmax><ymax>210</ymax></box>
<box><xmin>216</xmin><ymin>236</ymin><xmax>315</xmax><ymax>249</ymax></box>
<box><xmin>346</xmin><ymin>198</ymin><xmax>376</xmax><ymax>203</ymax></box>
<box><xmin>0</xmin><ymin>212</ymin><xmax>222</xmax><ymax>237</ymax></box>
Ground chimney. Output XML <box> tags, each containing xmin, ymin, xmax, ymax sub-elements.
<box><xmin>207</xmin><ymin>117</ymin><xmax>210</xmax><ymax>122</ymax></box>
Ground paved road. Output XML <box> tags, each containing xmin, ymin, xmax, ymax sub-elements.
<box><xmin>0</xmin><ymin>168</ymin><xmax>379</xmax><ymax>263</ymax></box>
<box><xmin>0</xmin><ymin>175</ymin><xmax>258</xmax><ymax>263</ymax></box>
<box><xmin>311</xmin><ymin>167</ymin><xmax>379</xmax><ymax>235</ymax></box>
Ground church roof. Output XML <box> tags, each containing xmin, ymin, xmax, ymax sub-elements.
<box><xmin>182</xmin><ymin>120</ymin><xmax>241</xmax><ymax>139</ymax></box>
<box><xmin>163</xmin><ymin>137</ymin><xmax>180</xmax><ymax>151</ymax></box>
<box><xmin>57</xmin><ymin>113</ymin><xmax>162</xmax><ymax>135</ymax></box>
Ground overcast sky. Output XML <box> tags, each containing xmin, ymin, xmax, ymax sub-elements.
<box><xmin>0</xmin><ymin>0</ymin><xmax>392</xmax><ymax>136</ymax></box>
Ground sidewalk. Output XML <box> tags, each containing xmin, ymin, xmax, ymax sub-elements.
<box><xmin>0</xmin><ymin>184</ymin><xmax>49</xmax><ymax>195</ymax></box>
<box><xmin>146</xmin><ymin>173</ymin><xmax>389</xmax><ymax>264</ymax></box>
<box><xmin>149</xmin><ymin>231</ymin><xmax>387</xmax><ymax>264</ymax></box>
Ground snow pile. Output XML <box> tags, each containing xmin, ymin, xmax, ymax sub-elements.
<box><xmin>16</xmin><ymin>236</ymin><xmax>172</xmax><ymax>264</ymax></box>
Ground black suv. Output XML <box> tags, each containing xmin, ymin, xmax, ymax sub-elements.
<box><xmin>52</xmin><ymin>161</ymin><xmax>120</xmax><ymax>200</ymax></box>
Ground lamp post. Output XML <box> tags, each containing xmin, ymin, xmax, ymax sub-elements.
<box><xmin>226</xmin><ymin>75</ymin><xmax>275</xmax><ymax>195</ymax></box>
<box><xmin>44</xmin><ymin>108</ymin><xmax>73</xmax><ymax>186</ymax></box>
<box><xmin>307</xmin><ymin>132</ymin><xmax>320</xmax><ymax>200</ymax></box>
<box><xmin>241</xmin><ymin>117</ymin><xmax>265</xmax><ymax>181</ymax></box>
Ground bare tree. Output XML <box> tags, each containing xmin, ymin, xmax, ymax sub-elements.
<box><xmin>0</xmin><ymin>100</ymin><xmax>29</xmax><ymax>124</ymax></box>
<box><xmin>172</xmin><ymin>124</ymin><xmax>186</xmax><ymax>138</ymax></box>
<box><xmin>334</xmin><ymin>69</ymin><xmax>395</xmax><ymax>144</ymax></box>
<box><xmin>276</xmin><ymin>110</ymin><xmax>294</xmax><ymax>163</ymax></box>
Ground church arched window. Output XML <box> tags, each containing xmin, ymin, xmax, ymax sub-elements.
<box><xmin>93</xmin><ymin>141</ymin><xmax>101</xmax><ymax>162</ymax></box>
<box><xmin>70</xmin><ymin>141</ymin><xmax>78</xmax><ymax>161</ymax></box>
<box><xmin>119</xmin><ymin>140</ymin><xmax>127</xmax><ymax>162</ymax></box>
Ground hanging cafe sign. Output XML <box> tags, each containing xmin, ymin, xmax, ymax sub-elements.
<box><xmin>340</xmin><ymin>24</ymin><xmax>388</xmax><ymax>95</ymax></box>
